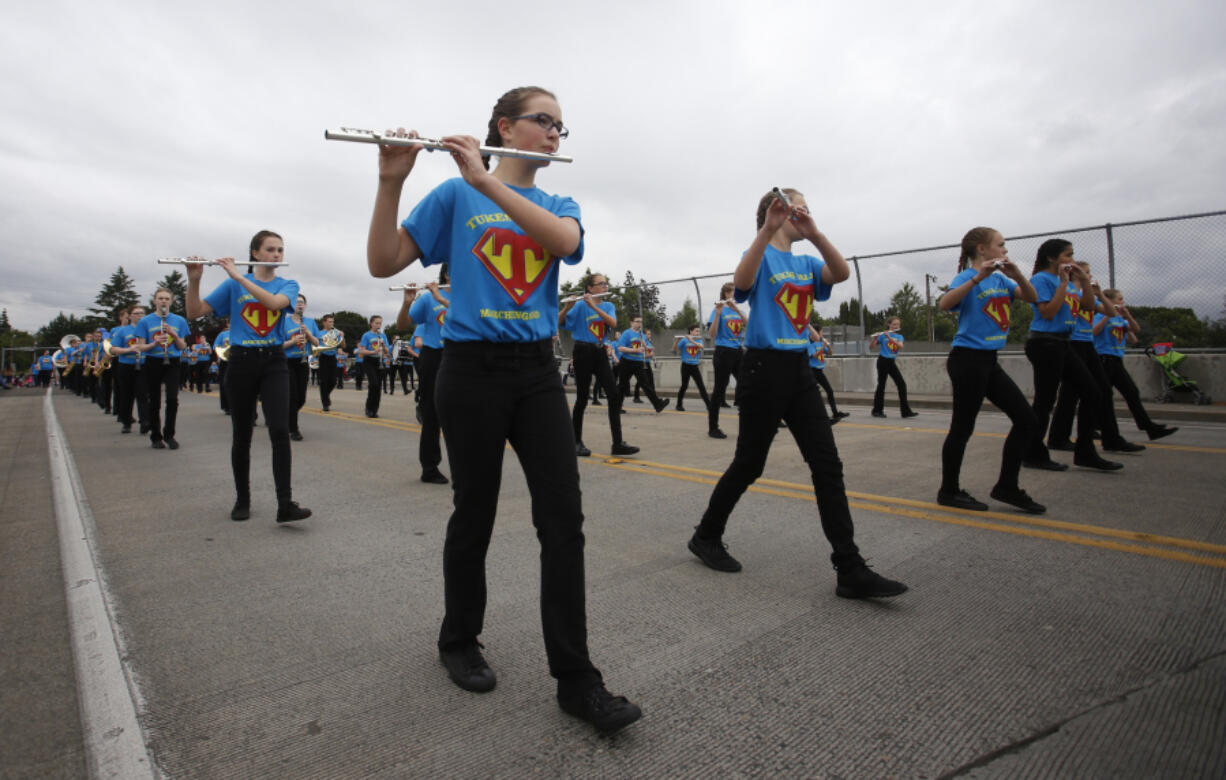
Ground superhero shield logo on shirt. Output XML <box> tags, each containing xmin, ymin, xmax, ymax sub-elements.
<box><xmin>472</xmin><ymin>227</ymin><xmax>554</xmax><ymax>305</ymax></box>
<box><xmin>435</xmin><ymin>308</ymin><xmax>446</xmax><ymax>326</ymax></box>
<box><xmin>1112</xmin><ymin>325</ymin><xmax>1127</xmax><ymax>346</ymax></box>
<box><xmin>886</xmin><ymin>336</ymin><xmax>901</xmax><ymax>354</ymax></box>
<box><xmin>587</xmin><ymin>319</ymin><xmax>606</xmax><ymax>342</ymax></box>
<box><xmin>240</xmin><ymin>302</ymin><xmax>281</xmax><ymax>337</ymax></box>
<box><xmin>982</xmin><ymin>296</ymin><xmax>1011</xmax><ymax>332</ymax></box>
<box><xmin>726</xmin><ymin>316</ymin><xmax>745</xmax><ymax>338</ymax></box>
<box><xmin>686</xmin><ymin>343</ymin><xmax>702</xmax><ymax>359</ymax></box>
<box><xmin>773</xmin><ymin>283</ymin><xmax>814</xmax><ymax>335</ymax></box>
<box><xmin>1064</xmin><ymin>290</ymin><xmax>1081</xmax><ymax>319</ymax></box>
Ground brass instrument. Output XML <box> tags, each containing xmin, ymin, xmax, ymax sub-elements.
<box><xmin>59</xmin><ymin>335</ymin><xmax>80</xmax><ymax>376</ymax></box>
<box><xmin>216</xmin><ymin>343</ymin><xmax>230</xmax><ymax>362</ymax></box>
<box><xmin>93</xmin><ymin>338</ymin><xmax>115</xmax><ymax>377</ymax></box>
<box><xmin>310</xmin><ymin>328</ymin><xmax>344</xmax><ymax>355</ymax></box>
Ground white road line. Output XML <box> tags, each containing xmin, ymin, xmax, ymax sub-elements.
<box><xmin>45</xmin><ymin>389</ymin><xmax>160</xmax><ymax>780</ymax></box>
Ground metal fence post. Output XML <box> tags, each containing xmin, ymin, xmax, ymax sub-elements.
<box><xmin>691</xmin><ymin>277</ymin><xmax>702</xmax><ymax>325</ymax></box>
<box><xmin>852</xmin><ymin>257</ymin><xmax>865</xmax><ymax>355</ymax></box>
<box><xmin>1105</xmin><ymin>223</ymin><xmax>1116</xmax><ymax>288</ymax></box>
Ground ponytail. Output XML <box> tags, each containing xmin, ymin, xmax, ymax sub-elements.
<box><xmin>958</xmin><ymin>227</ymin><xmax>996</xmax><ymax>272</ymax></box>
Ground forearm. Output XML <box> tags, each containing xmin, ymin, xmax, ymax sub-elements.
<box><xmin>733</xmin><ymin>229</ymin><xmax>774</xmax><ymax>291</ymax></box>
<box><xmin>368</xmin><ymin>178</ymin><xmax>420</xmax><ymax>277</ymax></box>
<box><xmin>185</xmin><ymin>279</ymin><xmax>210</xmax><ymax>319</ymax></box>
<box><xmin>809</xmin><ymin>231</ymin><xmax>849</xmax><ymax>284</ymax></box>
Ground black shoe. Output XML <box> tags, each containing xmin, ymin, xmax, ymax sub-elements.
<box><xmin>439</xmin><ymin>642</ymin><xmax>496</xmax><ymax>693</ymax></box>
<box><xmin>610</xmin><ymin>441</ymin><xmax>640</xmax><ymax>456</ymax></box>
<box><xmin>591</xmin><ymin>400</ymin><xmax>601</xmax><ymax>406</ymax></box>
<box><xmin>829</xmin><ymin>415</ymin><xmax>840</xmax><ymax>425</ymax></box>
<box><xmin>989</xmin><ymin>486</ymin><xmax>1046</xmax><ymax>514</ymax></box>
<box><xmin>576</xmin><ymin>442</ymin><xmax>592</xmax><ymax>457</ymax></box>
<box><xmin>654</xmin><ymin>398</ymin><xmax>670</xmax><ymax>413</ymax></box>
<box><xmin>1047</xmin><ymin>440</ymin><xmax>1076</xmax><ymax>452</ymax></box>
<box><xmin>366</xmin><ymin>412</ymin><xmax>378</xmax><ymax>418</ymax></box>
<box><xmin>901</xmin><ymin>410</ymin><xmax>919</xmax><ymax>418</ymax></box>
<box><xmin>936</xmin><ymin>489</ymin><xmax>988</xmax><ymax>511</ymax></box>
<box><xmin>121</xmin><ymin>425</ymin><xmax>131</xmax><ymax>434</ymax></box>
<box><xmin>322</xmin><ymin>406</ymin><xmax>330</xmax><ymax>412</ymax></box>
<box><xmin>708</xmin><ymin>428</ymin><xmax>727</xmax><ymax>439</ymax></box>
<box><xmin>1103</xmin><ymin>439</ymin><xmax>1145</xmax><ymax>453</ymax></box>
<box><xmin>871</xmin><ymin>410</ymin><xmax>886</xmax><ymax>418</ymax></box>
<box><xmin>835</xmin><ymin>563</ymin><xmax>907</xmax><ymax>599</ymax></box>
<box><xmin>1022</xmin><ymin>458</ymin><xmax>1068</xmax><ymax>471</ymax></box>
<box><xmin>421</xmin><ymin>471</ymin><xmax>449</xmax><ymax>484</ymax></box>
<box><xmin>632</xmin><ymin>398</ymin><xmax>644</xmax><ymax>404</ymax></box>
<box><xmin>1147</xmin><ymin>425</ymin><xmax>1178</xmax><ymax>441</ymax></box>
<box><xmin>231</xmin><ymin>501</ymin><xmax>250</xmax><ymax>522</ymax></box>
<box><xmin>558</xmin><ymin>682</ymin><xmax>642</xmax><ymax>733</ymax></box>
<box><xmin>834</xmin><ymin>411</ymin><xmax>850</xmax><ymax>420</ymax></box>
<box><xmin>1073</xmin><ymin>455</ymin><xmax>1123</xmax><ymax>471</ymax></box>
<box><xmin>675</xmin><ymin>405</ymin><xmax>685</xmax><ymax>412</ymax></box>
<box><xmin>719</xmin><ymin>401</ymin><xmax>731</xmax><ymax>408</ymax></box>
<box><xmin>151</xmin><ymin>440</ymin><xmax>165</xmax><ymax>449</ymax></box>
<box><xmin>290</xmin><ymin>431</ymin><xmax>304</xmax><ymax>441</ymax></box>
<box><xmin>276</xmin><ymin>502</ymin><xmax>312</xmax><ymax>523</ymax></box>
<box><xmin>618</xmin><ymin>408</ymin><xmax>626</xmax><ymax>414</ymax></box>
<box><xmin>688</xmin><ymin>533</ymin><xmax>742</xmax><ymax>572</ymax></box>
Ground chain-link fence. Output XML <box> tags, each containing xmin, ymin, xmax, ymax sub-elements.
<box><xmin>623</xmin><ymin>210</ymin><xmax>1226</xmax><ymax>356</ymax></box>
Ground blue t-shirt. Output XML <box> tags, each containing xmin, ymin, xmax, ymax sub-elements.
<box><xmin>616</xmin><ymin>329</ymin><xmax>648</xmax><ymax>362</ymax></box>
<box><xmin>949</xmin><ymin>268</ymin><xmax>1020</xmax><ymax>350</ymax></box>
<box><xmin>193</xmin><ymin>342</ymin><xmax>211</xmax><ymax>362</ymax></box>
<box><xmin>37</xmin><ymin>355</ymin><xmax>54</xmax><ymax>370</ymax></box>
<box><xmin>678</xmin><ymin>336</ymin><xmax>704</xmax><ymax>365</ymax></box>
<box><xmin>708</xmin><ymin>304</ymin><xmax>746</xmax><ymax>349</ymax></box>
<box><xmin>564</xmin><ymin>299</ymin><xmax>615</xmax><ymax>346</ymax></box>
<box><xmin>109</xmin><ymin>326</ymin><xmax>140</xmax><ymax>365</ymax></box>
<box><xmin>282</xmin><ymin>316</ymin><xmax>321</xmax><ymax>358</ymax></box>
<box><xmin>315</xmin><ymin>326</ymin><xmax>340</xmax><ymax>356</ymax></box>
<box><xmin>409</xmin><ymin>291</ymin><xmax>448</xmax><ymax>349</ymax></box>
<box><xmin>135</xmin><ymin>312</ymin><xmax>191</xmax><ymax>359</ymax></box>
<box><xmin>733</xmin><ymin>245</ymin><xmax>832</xmax><ymax>352</ymax></box>
<box><xmin>401</xmin><ymin>177</ymin><xmax>584</xmax><ymax>343</ymax></box>
<box><xmin>203</xmin><ymin>275</ymin><xmax>299</xmax><ymax>347</ymax></box>
<box><xmin>1070</xmin><ymin>295</ymin><xmax>1096</xmax><ymax>343</ymax></box>
<box><xmin>1094</xmin><ymin>314</ymin><xmax>1129</xmax><ymax>358</ymax></box>
<box><xmin>360</xmin><ymin>331</ymin><xmax>391</xmax><ymax>360</ymax></box>
<box><xmin>876</xmin><ymin>332</ymin><xmax>904</xmax><ymax>360</ymax></box>
<box><xmin>809</xmin><ymin>339</ymin><xmax>829</xmax><ymax>369</ymax></box>
<box><xmin>1029</xmin><ymin>272</ymin><xmax>1078</xmax><ymax>335</ymax></box>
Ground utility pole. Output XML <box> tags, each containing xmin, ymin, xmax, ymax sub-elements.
<box><xmin>924</xmin><ymin>273</ymin><xmax>938</xmax><ymax>342</ymax></box>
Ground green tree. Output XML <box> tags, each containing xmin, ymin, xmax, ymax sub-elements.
<box><xmin>151</xmin><ymin>271</ymin><xmax>188</xmax><ymax>317</ymax></box>
<box><xmin>37</xmin><ymin>312</ymin><xmax>96</xmax><ymax>348</ymax></box>
<box><xmin>668</xmin><ymin>298</ymin><xmax>700</xmax><ymax>330</ymax></box>
<box><xmin>610</xmin><ymin>271</ymin><xmax>667</xmax><ymax>331</ymax></box>
<box><xmin>2</xmin><ymin>329</ymin><xmax>38</xmax><ymax>372</ymax></box>
<box><xmin>1006</xmin><ymin>299</ymin><xmax>1033</xmax><ymax>343</ymax></box>
<box><xmin>885</xmin><ymin>282</ymin><xmax>925</xmax><ymax>339</ymax></box>
<box><xmin>1130</xmin><ymin>306</ymin><xmax>1207</xmax><ymax>347</ymax></box>
<box><xmin>90</xmin><ymin>266</ymin><xmax>140</xmax><ymax>323</ymax></box>
<box><xmin>0</xmin><ymin>309</ymin><xmax>10</xmax><ymax>334</ymax></box>
<box><xmin>331</xmin><ymin>310</ymin><xmax>369</xmax><ymax>351</ymax></box>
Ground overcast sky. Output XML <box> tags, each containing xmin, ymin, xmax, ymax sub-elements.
<box><xmin>3</xmin><ymin>0</ymin><xmax>1224</xmax><ymax>334</ymax></box>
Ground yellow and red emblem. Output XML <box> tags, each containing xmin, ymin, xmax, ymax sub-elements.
<box><xmin>982</xmin><ymin>296</ymin><xmax>1011</xmax><ymax>332</ymax></box>
<box><xmin>240</xmin><ymin>302</ymin><xmax>281</xmax><ymax>338</ymax></box>
<box><xmin>471</xmin><ymin>227</ymin><xmax>554</xmax><ymax>305</ymax></box>
<box><xmin>773</xmin><ymin>283</ymin><xmax>813</xmax><ymax>335</ymax></box>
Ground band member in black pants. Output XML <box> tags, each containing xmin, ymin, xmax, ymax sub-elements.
<box><xmin>615</xmin><ymin>317</ymin><xmax>669</xmax><ymax>413</ymax></box>
<box><xmin>133</xmin><ymin>289</ymin><xmax>189</xmax><ymax>450</ymax></box>
<box><xmin>707</xmin><ymin>282</ymin><xmax>746</xmax><ymax>438</ymax></box>
<box><xmin>316</xmin><ymin>314</ymin><xmax>342</xmax><ymax>412</ymax></box>
<box><xmin>357</xmin><ymin>315</ymin><xmax>390</xmax><ymax>418</ymax></box>
<box><xmin>396</xmin><ymin>277</ymin><xmax>451</xmax><ymax>483</ymax></box>
<box><xmin>282</xmin><ymin>294</ymin><xmax>320</xmax><ymax>440</ymax></box>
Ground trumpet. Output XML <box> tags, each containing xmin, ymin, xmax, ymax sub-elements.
<box><xmin>389</xmin><ymin>283</ymin><xmax>451</xmax><ymax>291</ymax></box>
<box><xmin>559</xmin><ymin>291</ymin><xmax>612</xmax><ymax>304</ymax></box>
<box><xmin>325</xmin><ymin>127</ymin><xmax>574</xmax><ymax>164</ymax></box>
<box><xmin>158</xmin><ymin>258</ymin><xmax>289</xmax><ymax>267</ymax></box>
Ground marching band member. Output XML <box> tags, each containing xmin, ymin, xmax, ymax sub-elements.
<box><xmin>180</xmin><ymin>334</ymin><xmax>196</xmax><ymax>391</ymax></box>
<box><xmin>134</xmin><ymin>289</ymin><xmax>189</xmax><ymax>449</ymax></box>
<box><xmin>397</xmin><ymin>277</ymin><xmax>451</xmax><ymax>483</ymax></box>
<box><xmin>616</xmin><ymin>317</ymin><xmax>669</xmax><ymax>412</ymax></box>
<box><xmin>808</xmin><ymin>324</ymin><xmax>848</xmax><ymax>422</ymax></box>
<box><xmin>672</xmin><ymin>324</ymin><xmax>710</xmax><ymax>413</ymax></box>
<box><xmin>688</xmin><ymin>187</ymin><xmax>907</xmax><ymax>600</ymax></box>
<box><xmin>868</xmin><ymin>317</ymin><xmax>917</xmax><ymax>418</ymax></box>
<box><xmin>281</xmin><ymin>293</ymin><xmax>321</xmax><ymax>440</ymax></box>
<box><xmin>184</xmin><ymin>230</ymin><xmax>312</xmax><ymax>524</ymax></box>
<box><xmin>1094</xmin><ymin>289</ymin><xmax>1178</xmax><ymax>441</ymax></box>
<box><xmin>707</xmin><ymin>283</ymin><xmax>746</xmax><ymax>439</ymax></box>
<box><xmin>366</xmin><ymin>86</ymin><xmax>640</xmax><ymax>731</ymax></box>
<box><xmin>36</xmin><ymin>350</ymin><xmax>54</xmax><ymax>388</ymax></box>
<box><xmin>560</xmin><ymin>272</ymin><xmax>636</xmax><ymax>456</ymax></box>
<box><xmin>357</xmin><ymin>315</ymin><xmax>391</xmax><ymax>418</ymax></box>
<box><xmin>316</xmin><ymin>314</ymin><xmax>342</xmax><ymax>411</ymax></box>
<box><xmin>110</xmin><ymin>304</ymin><xmax>147</xmax><ymax>434</ymax></box>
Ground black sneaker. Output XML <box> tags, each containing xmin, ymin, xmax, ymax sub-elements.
<box><xmin>1147</xmin><ymin>425</ymin><xmax>1178</xmax><ymax>441</ymax></box>
<box><xmin>558</xmin><ymin>682</ymin><xmax>642</xmax><ymax>733</ymax></box>
<box><xmin>936</xmin><ymin>489</ymin><xmax>988</xmax><ymax>511</ymax></box>
<box><xmin>121</xmin><ymin>425</ymin><xmax>132</xmax><ymax>434</ymax></box>
<box><xmin>165</xmin><ymin>437</ymin><xmax>179</xmax><ymax>450</ymax></box>
<box><xmin>989</xmin><ymin>485</ymin><xmax>1046</xmax><ymax>514</ymax></box>
<box><xmin>591</xmin><ymin>400</ymin><xmax>601</xmax><ymax>406</ymax></box>
<box><xmin>576</xmin><ymin>441</ymin><xmax>592</xmax><ymax>457</ymax></box>
<box><xmin>654</xmin><ymin>398</ymin><xmax>670</xmax><ymax>413</ymax></box>
<box><xmin>1047</xmin><ymin>440</ymin><xmax>1076</xmax><ymax>452</ymax></box>
<box><xmin>688</xmin><ymin>532</ymin><xmax>742</xmax><ymax>572</ymax></box>
<box><xmin>611</xmin><ymin>441</ymin><xmax>640</xmax><ymax>456</ymax></box>
<box><xmin>834</xmin><ymin>411</ymin><xmax>850</xmax><ymax>420</ymax></box>
<box><xmin>871</xmin><ymin>410</ymin><xmax>887</xmax><ymax>418</ymax></box>
<box><xmin>632</xmin><ymin>398</ymin><xmax>644</xmax><ymax>404</ymax></box>
<box><xmin>151</xmin><ymin>440</ymin><xmax>165</xmax><ymax>449</ymax></box>
<box><xmin>901</xmin><ymin>410</ymin><xmax>919</xmax><ymax>418</ymax></box>
<box><xmin>421</xmin><ymin>471</ymin><xmax>449</xmax><ymax>484</ymax></box>
<box><xmin>276</xmin><ymin>502</ymin><xmax>312</xmax><ymax>523</ymax></box>
<box><xmin>231</xmin><ymin>502</ymin><xmax>250</xmax><ymax>522</ymax></box>
<box><xmin>439</xmin><ymin>642</ymin><xmax>496</xmax><ymax>693</ymax></box>
<box><xmin>708</xmin><ymin>428</ymin><xmax>727</xmax><ymax>439</ymax></box>
<box><xmin>835</xmin><ymin>563</ymin><xmax>907</xmax><ymax>599</ymax></box>
<box><xmin>1103</xmin><ymin>439</ymin><xmax>1145</xmax><ymax>453</ymax></box>
<box><xmin>675</xmin><ymin>405</ymin><xmax>685</xmax><ymax>412</ymax></box>
<box><xmin>1022</xmin><ymin>458</ymin><xmax>1068</xmax><ymax>472</ymax></box>
<box><xmin>1073</xmin><ymin>455</ymin><xmax>1123</xmax><ymax>471</ymax></box>
<box><xmin>290</xmin><ymin>431</ymin><xmax>304</xmax><ymax>441</ymax></box>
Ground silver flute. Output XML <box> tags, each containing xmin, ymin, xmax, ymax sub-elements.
<box><xmin>158</xmin><ymin>258</ymin><xmax>289</xmax><ymax>267</ymax></box>
<box><xmin>389</xmin><ymin>283</ymin><xmax>451</xmax><ymax>291</ymax></box>
<box><xmin>559</xmin><ymin>291</ymin><xmax>612</xmax><ymax>304</ymax></box>
<box><xmin>772</xmin><ymin>187</ymin><xmax>791</xmax><ymax>207</ymax></box>
<box><xmin>325</xmin><ymin>128</ymin><xmax>574</xmax><ymax>164</ymax></box>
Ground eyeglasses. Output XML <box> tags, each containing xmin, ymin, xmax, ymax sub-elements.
<box><xmin>510</xmin><ymin>113</ymin><xmax>569</xmax><ymax>139</ymax></box>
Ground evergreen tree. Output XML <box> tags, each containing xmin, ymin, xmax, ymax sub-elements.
<box><xmin>151</xmin><ymin>271</ymin><xmax>188</xmax><ymax>317</ymax></box>
<box><xmin>37</xmin><ymin>312</ymin><xmax>96</xmax><ymax>347</ymax></box>
<box><xmin>612</xmin><ymin>271</ymin><xmax>667</xmax><ymax>331</ymax></box>
<box><xmin>667</xmin><ymin>298</ymin><xmax>700</xmax><ymax>329</ymax></box>
<box><xmin>90</xmin><ymin>266</ymin><xmax>140</xmax><ymax>323</ymax></box>
<box><xmin>0</xmin><ymin>308</ymin><xmax>10</xmax><ymax>334</ymax></box>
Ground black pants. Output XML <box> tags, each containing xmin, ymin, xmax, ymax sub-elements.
<box><xmin>941</xmin><ymin>347</ymin><xmax>1037</xmax><ymax>493</ymax></box>
<box><xmin>143</xmin><ymin>359</ymin><xmax>180</xmax><ymax>443</ymax></box>
<box><xmin>383</xmin><ymin>366</ymin><xmax>395</xmax><ymax>394</ymax></box>
<box><xmin>115</xmin><ymin>363</ymin><xmax>148</xmax><ymax>427</ymax></box>
<box><xmin>398</xmin><ymin>363</ymin><xmax>416</xmax><ymax>392</ymax></box>
<box><xmin>697</xmin><ymin>349</ymin><xmax>861</xmax><ymax>567</ymax></box>
<box><xmin>98</xmin><ymin>369</ymin><xmax>112</xmax><ymax>410</ymax></box>
<box><xmin>570</xmin><ymin>342</ymin><xmax>623</xmax><ymax>445</ymax></box>
<box><xmin>218</xmin><ymin>361</ymin><xmax>230</xmax><ymax>412</ymax></box>
<box><xmin>38</xmin><ymin>370</ymin><xmax>51</xmax><ymax>388</ymax></box>
<box><xmin>226</xmin><ymin>346</ymin><xmax>292</xmax><ymax>504</ymax></box>
<box><xmin>288</xmin><ymin>358</ymin><xmax>309</xmax><ymax>435</ymax></box>
<box><xmin>417</xmin><ymin>346</ymin><xmax>444</xmax><ymax>473</ymax></box>
<box><xmin>1024</xmin><ymin>336</ymin><xmax>1103</xmax><ymax>461</ymax></box>
<box><xmin>1100</xmin><ymin>355</ymin><xmax>1156</xmax><ymax>431</ymax></box>
<box><xmin>812</xmin><ymin>368</ymin><xmax>839</xmax><ymax>415</ymax></box>
<box><xmin>1049</xmin><ymin>340</ymin><xmax>1124</xmax><ymax>447</ymax></box>
<box><xmin>434</xmin><ymin>339</ymin><xmax>600</xmax><ymax>691</ymax></box>
<box><xmin>363</xmin><ymin>358</ymin><xmax>381</xmax><ymax>414</ymax></box>
<box><xmin>677</xmin><ymin>363</ymin><xmax>710</xmax><ymax>410</ymax></box>
<box><xmin>618</xmin><ymin>359</ymin><xmax>664</xmax><ymax>408</ymax></box>
<box><xmin>872</xmin><ymin>356</ymin><xmax>913</xmax><ymax>414</ymax></box>
<box><xmin>318</xmin><ymin>354</ymin><xmax>337</xmax><ymax>408</ymax></box>
<box><xmin>709</xmin><ymin>346</ymin><xmax>742</xmax><ymax>432</ymax></box>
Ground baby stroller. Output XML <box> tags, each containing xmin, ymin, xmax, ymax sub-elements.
<box><xmin>1146</xmin><ymin>342</ymin><xmax>1212</xmax><ymax>405</ymax></box>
